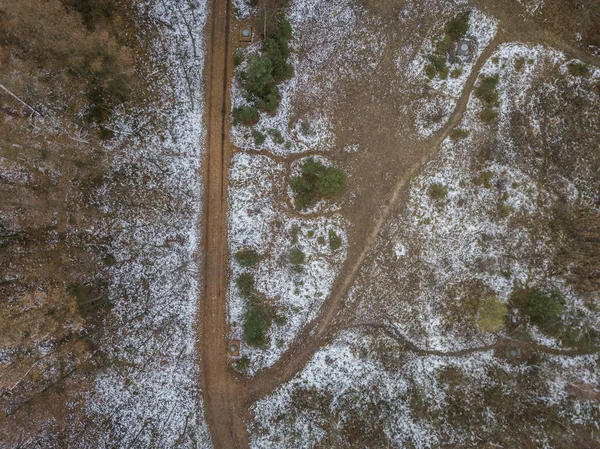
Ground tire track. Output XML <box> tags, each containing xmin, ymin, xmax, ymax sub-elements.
<box><xmin>198</xmin><ymin>0</ymin><xmax>249</xmax><ymax>447</ymax></box>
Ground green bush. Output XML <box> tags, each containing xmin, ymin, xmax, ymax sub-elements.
<box><xmin>233</xmin><ymin>105</ymin><xmax>259</xmax><ymax>126</ymax></box>
<box><xmin>473</xmin><ymin>170</ymin><xmax>494</xmax><ymax>188</ymax></box>
<box><xmin>290</xmin><ymin>224</ymin><xmax>301</xmax><ymax>244</ymax></box>
<box><xmin>514</xmin><ymin>57</ymin><xmax>526</xmax><ymax>72</ymax></box>
<box><xmin>435</xmin><ymin>34</ymin><xmax>452</xmax><ymax>55</ymax></box>
<box><xmin>254</xmin><ymin>86</ymin><xmax>281</xmax><ymax>114</ymax></box>
<box><xmin>449</xmin><ymin>128</ymin><xmax>469</xmax><ymax>141</ymax></box>
<box><xmin>512</xmin><ymin>288</ymin><xmax>564</xmax><ymax>328</ymax></box>
<box><xmin>264</xmin><ymin>21</ymin><xmax>294</xmax><ymax>81</ymax></box>
<box><xmin>317</xmin><ymin>236</ymin><xmax>326</xmax><ymax>245</ymax></box>
<box><xmin>560</xmin><ymin>327</ymin><xmax>598</xmax><ymax>351</ymax></box>
<box><xmin>425</xmin><ymin>63</ymin><xmax>437</xmax><ymax>79</ymax></box>
<box><xmin>450</xmin><ymin>68</ymin><xmax>463</xmax><ymax>78</ymax></box>
<box><xmin>252</xmin><ymin>129</ymin><xmax>266</xmax><ymax>145</ymax></box>
<box><xmin>236</xmin><ymin>273</ymin><xmax>255</xmax><ymax>297</ymax></box>
<box><xmin>241</xmin><ymin>53</ymin><xmax>275</xmax><ymax>99</ymax></box>
<box><xmin>235</xmin><ymin>249</ymin><xmax>260</xmax><ymax>268</ymax></box>
<box><xmin>446</xmin><ymin>12</ymin><xmax>470</xmax><ymax>41</ymax></box>
<box><xmin>475</xmin><ymin>75</ymin><xmax>500</xmax><ymax>107</ymax></box>
<box><xmin>233</xmin><ymin>49</ymin><xmax>244</xmax><ymax>67</ymax></box>
<box><xmin>233</xmin><ymin>356</ymin><xmax>250</xmax><ymax>372</ymax></box>
<box><xmin>477</xmin><ymin>297</ymin><xmax>507</xmax><ymax>333</ymax></box>
<box><xmin>427</xmin><ymin>55</ymin><xmax>449</xmax><ymax>80</ymax></box>
<box><xmin>289</xmin><ymin>247</ymin><xmax>305</xmax><ymax>265</ymax></box>
<box><xmin>328</xmin><ymin>230</ymin><xmax>342</xmax><ymax>250</ymax></box>
<box><xmin>498</xmin><ymin>200</ymin><xmax>514</xmax><ymax>218</ymax></box>
<box><xmin>480</xmin><ymin>108</ymin><xmax>498</xmax><ymax>124</ymax></box>
<box><xmin>290</xmin><ymin>158</ymin><xmax>347</xmax><ymax>208</ymax></box>
<box><xmin>243</xmin><ymin>298</ymin><xmax>272</xmax><ymax>347</ymax></box>
<box><xmin>428</xmin><ymin>183</ymin><xmax>448</xmax><ymax>200</ymax></box>
<box><xmin>268</xmin><ymin>128</ymin><xmax>285</xmax><ymax>144</ymax></box>
<box><xmin>567</xmin><ymin>61</ymin><xmax>589</xmax><ymax>77</ymax></box>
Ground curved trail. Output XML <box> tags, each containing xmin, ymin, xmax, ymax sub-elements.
<box><xmin>245</xmin><ymin>36</ymin><xmax>503</xmax><ymax>403</ymax></box>
<box><xmin>360</xmin><ymin>322</ymin><xmax>600</xmax><ymax>358</ymax></box>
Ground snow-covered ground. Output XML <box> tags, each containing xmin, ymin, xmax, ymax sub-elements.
<box><xmin>230</xmin><ymin>0</ymin><xmax>384</xmax><ymax>156</ymax></box>
<box><xmin>85</xmin><ymin>1</ymin><xmax>211</xmax><ymax>447</ymax></box>
<box><xmin>228</xmin><ymin>153</ymin><xmax>347</xmax><ymax>373</ymax></box>
<box><xmin>249</xmin><ymin>41</ymin><xmax>600</xmax><ymax>447</ymax></box>
<box><xmin>232</xmin><ymin>0</ymin><xmax>256</xmax><ymax>19</ymax></box>
<box><xmin>227</xmin><ymin>0</ymin><xmax>379</xmax><ymax>371</ymax></box>
<box><xmin>356</xmin><ymin>43</ymin><xmax>600</xmax><ymax>352</ymax></box>
<box><xmin>407</xmin><ymin>8</ymin><xmax>498</xmax><ymax>137</ymax></box>
<box><xmin>250</xmin><ymin>330</ymin><xmax>600</xmax><ymax>448</ymax></box>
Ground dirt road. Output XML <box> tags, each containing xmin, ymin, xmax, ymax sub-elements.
<box><xmin>198</xmin><ymin>0</ymin><xmax>249</xmax><ymax>447</ymax></box>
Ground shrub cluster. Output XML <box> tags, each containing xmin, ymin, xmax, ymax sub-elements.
<box><xmin>428</xmin><ymin>183</ymin><xmax>448</xmax><ymax>200</ymax></box>
<box><xmin>236</xmin><ymin>272</ymin><xmax>255</xmax><ymax>297</ymax></box>
<box><xmin>290</xmin><ymin>224</ymin><xmax>301</xmax><ymax>244</ymax></box>
<box><xmin>233</xmin><ymin>104</ymin><xmax>259</xmax><ymax>126</ymax></box>
<box><xmin>243</xmin><ymin>296</ymin><xmax>272</xmax><ymax>347</ymax></box>
<box><xmin>497</xmin><ymin>193</ymin><xmax>514</xmax><ymax>218</ymax></box>
<box><xmin>234</xmin><ymin>356</ymin><xmax>250</xmax><ymax>372</ymax></box>
<box><xmin>474</xmin><ymin>74</ymin><xmax>500</xmax><ymax>124</ymax></box>
<box><xmin>233</xmin><ymin>17</ymin><xmax>293</xmax><ymax>124</ymax></box>
<box><xmin>514</xmin><ymin>57</ymin><xmax>526</xmax><ymax>72</ymax></box>
<box><xmin>268</xmin><ymin>128</ymin><xmax>285</xmax><ymax>144</ymax></box>
<box><xmin>472</xmin><ymin>170</ymin><xmax>493</xmax><ymax>188</ymax></box>
<box><xmin>289</xmin><ymin>247</ymin><xmax>305</xmax><ymax>268</ymax></box>
<box><xmin>425</xmin><ymin>12</ymin><xmax>470</xmax><ymax>80</ymax></box>
<box><xmin>446</xmin><ymin>12</ymin><xmax>470</xmax><ymax>41</ymax></box>
<box><xmin>235</xmin><ymin>248</ymin><xmax>260</xmax><ymax>268</ymax></box>
<box><xmin>426</xmin><ymin>55</ymin><xmax>450</xmax><ymax>80</ymax></box>
<box><xmin>567</xmin><ymin>61</ymin><xmax>589</xmax><ymax>77</ymax></box>
<box><xmin>477</xmin><ymin>297</ymin><xmax>507</xmax><ymax>333</ymax></box>
<box><xmin>328</xmin><ymin>230</ymin><xmax>342</xmax><ymax>250</ymax></box>
<box><xmin>252</xmin><ymin>128</ymin><xmax>266</xmax><ymax>145</ymax></box>
<box><xmin>233</xmin><ymin>249</ymin><xmax>275</xmax><ymax>347</ymax></box>
<box><xmin>233</xmin><ymin>49</ymin><xmax>244</xmax><ymax>67</ymax></box>
<box><xmin>449</xmin><ymin>128</ymin><xmax>469</xmax><ymax>141</ymax></box>
<box><xmin>235</xmin><ymin>272</ymin><xmax>272</xmax><ymax>347</ymax></box>
<box><xmin>511</xmin><ymin>288</ymin><xmax>563</xmax><ymax>329</ymax></box>
<box><xmin>290</xmin><ymin>158</ymin><xmax>347</xmax><ymax>208</ymax></box>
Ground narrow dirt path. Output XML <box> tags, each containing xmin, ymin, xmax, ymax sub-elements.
<box><xmin>245</xmin><ymin>36</ymin><xmax>503</xmax><ymax>403</ymax></box>
<box><xmin>198</xmin><ymin>0</ymin><xmax>249</xmax><ymax>447</ymax></box>
<box><xmin>361</xmin><ymin>322</ymin><xmax>600</xmax><ymax>358</ymax></box>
